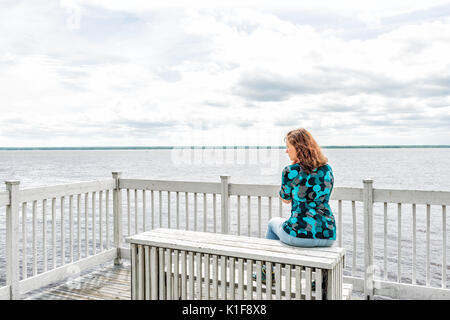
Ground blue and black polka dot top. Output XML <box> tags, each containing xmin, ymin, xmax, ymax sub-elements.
<box><xmin>279</xmin><ymin>163</ymin><xmax>336</xmax><ymax>240</ymax></box>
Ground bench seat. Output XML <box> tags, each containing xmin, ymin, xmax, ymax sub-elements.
<box><xmin>126</xmin><ymin>228</ymin><xmax>346</xmax><ymax>300</ymax></box>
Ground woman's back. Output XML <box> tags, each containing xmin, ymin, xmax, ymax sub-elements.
<box><xmin>279</xmin><ymin>163</ymin><xmax>336</xmax><ymax>240</ymax></box>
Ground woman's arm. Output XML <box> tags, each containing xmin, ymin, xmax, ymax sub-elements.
<box><xmin>279</xmin><ymin>195</ymin><xmax>291</xmax><ymax>204</ymax></box>
<box><xmin>279</xmin><ymin>166</ymin><xmax>293</xmax><ymax>204</ymax></box>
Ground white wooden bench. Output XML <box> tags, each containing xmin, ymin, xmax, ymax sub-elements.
<box><xmin>126</xmin><ymin>228</ymin><xmax>349</xmax><ymax>300</ymax></box>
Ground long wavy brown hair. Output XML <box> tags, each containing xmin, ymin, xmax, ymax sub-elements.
<box><xmin>284</xmin><ymin>128</ymin><xmax>328</xmax><ymax>174</ymax></box>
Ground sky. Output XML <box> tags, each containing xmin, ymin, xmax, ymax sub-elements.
<box><xmin>0</xmin><ymin>0</ymin><xmax>450</xmax><ymax>147</ymax></box>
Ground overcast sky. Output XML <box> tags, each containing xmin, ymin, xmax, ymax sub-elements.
<box><xmin>1</xmin><ymin>0</ymin><xmax>450</xmax><ymax>147</ymax></box>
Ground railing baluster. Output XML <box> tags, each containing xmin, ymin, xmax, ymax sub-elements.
<box><xmin>443</xmin><ymin>205</ymin><xmax>447</xmax><ymax>289</ymax></box>
<box><xmin>247</xmin><ymin>196</ymin><xmax>251</xmax><ymax>236</ymax></box>
<box><xmin>352</xmin><ymin>200</ymin><xmax>356</xmax><ymax>276</ymax></box>
<box><xmin>185</xmin><ymin>192</ymin><xmax>189</xmax><ymax>230</ymax></box>
<box><xmin>338</xmin><ymin>200</ymin><xmax>342</xmax><ymax>247</ymax></box>
<box><xmin>52</xmin><ymin>197</ymin><xmax>57</xmax><ymax>268</ymax></box>
<box><xmin>203</xmin><ymin>193</ymin><xmax>207</xmax><ymax>232</ymax></box>
<box><xmin>151</xmin><ymin>190</ymin><xmax>154</xmax><ymax>230</ymax></box>
<box><xmin>268</xmin><ymin>196</ymin><xmax>272</xmax><ymax>221</ymax></box>
<box><xmin>105</xmin><ymin>191</ymin><xmax>109</xmax><ymax>250</ymax></box>
<box><xmin>363</xmin><ymin>179</ymin><xmax>374</xmax><ymax>300</ymax></box>
<box><xmin>32</xmin><ymin>200</ymin><xmax>37</xmax><ymax>275</ymax></box>
<box><xmin>397</xmin><ymin>203</ymin><xmax>402</xmax><ymax>282</ymax></box>
<box><xmin>168</xmin><ymin>191</ymin><xmax>171</xmax><ymax>229</ymax></box>
<box><xmin>237</xmin><ymin>195</ymin><xmax>241</xmax><ymax>236</ymax></box>
<box><xmin>167</xmin><ymin>191</ymin><xmax>172</xmax><ymax>228</ymax></box>
<box><xmin>112</xmin><ymin>172</ymin><xmax>123</xmax><ymax>266</ymax></box>
<box><xmin>426</xmin><ymin>204</ymin><xmax>431</xmax><ymax>286</ymax></box>
<box><xmin>84</xmin><ymin>193</ymin><xmax>88</xmax><ymax>258</ymax></box>
<box><xmin>69</xmin><ymin>195</ymin><xmax>73</xmax><ymax>261</ymax></box>
<box><xmin>159</xmin><ymin>190</ymin><xmax>162</xmax><ymax>228</ymax></box>
<box><xmin>22</xmin><ymin>202</ymin><xmax>27</xmax><ymax>280</ymax></box>
<box><xmin>92</xmin><ymin>192</ymin><xmax>96</xmax><ymax>256</ymax></box>
<box><xmin>412</xmin><ymin>203</ymin><xmax>416</xmax><ymax>285</ymax></box>
<box><xmin>194</xmin><ymin>192</ymin><xmax>197</xmax><ymax>231</ymax></box>
<box><xmin>5</xmin><ymin>180</ymin><xmax>20</xmax><ymax>299</ymax></box>
<box><xmin>213</xmin><ymin>193</ymin><xmax>216</xmax><ymax>233</ymax></box>
<box><xmin>258</xmin><ymin>196</ymin><xmax>262</xmax><ymax>238</ymax></box>
<box><xmin>77</xmin><ymin>194</ymin><xmax>81</xmax><ymax>259</ymax></box>
<box><xmin>98</xmin><ymin>191</ymin><xmax>102</xmax><ymax>252</ymax></box>
<box><xmin>142</xmin><ymin>190</ymin><xmax>146</xmax><ymax>232</ymax></box>
<box><xmin>126</xmin><ymin>189</ymin><xmax>131</xmax><ymax>236</ymax></box>
<box><xmin>279</xmin><ymin>197</ymin><xmax>282</xmax><ymax>217</ymax></box>
<box><xmin>134</xmin><ymin>189</ymin><xmax>138</xmax><ymax>234</ymax></box>
<box><xmin>42</xmin><ymin>199</ymin><xmax>47</xmax><ymax>272</ymax></box>
<box><xmin>384</xmin><ymin>202</ymin><xmax>388</xmax><ymax>280</ymax></box>
<box><xmin>176</xmin><ymin>191</ymin><xmax>179</xmax><ymax>230</ymax></box>
<box><xmin>61</xmin><ymin>196</ymin><xmax>65</xmax><ymax>264</ymax></box>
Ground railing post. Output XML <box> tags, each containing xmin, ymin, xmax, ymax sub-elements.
<box><xmin>363</xmin><ymin>179</ymin><xmax>374</xmax><ymax>300</ymax></box>
<box><xmin>5</xmin><ymin>180</ymin><xmax>20</xmax><ymax>300</ymax></box>
<box><xmin>112</xmin><ymin>172</ymin><xmax>123</xmax><ymax>265</ymax></box>
<box><xmin>220</xmin><ymin>175</ymin><xmax>230</xmax><ymax>234</ymax></box>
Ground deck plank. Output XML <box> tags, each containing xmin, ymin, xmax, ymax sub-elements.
<box><xmin>23</xmin><ymin>262</ymin><xmax>131</xmax><ymax>300</ymax></box>
<box><xmin>22</xmin><ymin>260</ymin><xmax>356</xmax><ymax>300</ymax></box>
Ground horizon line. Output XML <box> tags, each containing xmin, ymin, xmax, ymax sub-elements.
<box><xmin>0</xmin><ymin>145</ymin><xmax>449</xmax><ymax>150</ymax></box>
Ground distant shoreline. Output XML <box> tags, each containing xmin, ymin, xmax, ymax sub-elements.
<box><xmin>0</xmin><ymin>145</ymin><xmax>449</xmax><ymax>150</ymax></box>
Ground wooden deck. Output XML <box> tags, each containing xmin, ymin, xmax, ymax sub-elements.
<box><xmin>23</xmin><ymin>262</ymin><xmax>131</xmax><ymax>300</ymax></box>
<box><xmin>21</xmin><ymin>260</ymin><xmax>367</xmax><ymax>300</ymax></box>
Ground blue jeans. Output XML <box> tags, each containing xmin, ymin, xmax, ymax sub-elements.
<box><xmin>265</xmin><ymin>217</ymin><xmax>335</xmax><ymax>247</ymax></box>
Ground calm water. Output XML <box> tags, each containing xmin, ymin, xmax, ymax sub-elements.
<box><xmin>1</xmin><ymin>148</ymin><xmax>449</xmax><ymax>190</ymax></box>
<box><xmin>0</xmin><ymin>148</ymin><xmax>449</xmax><ymax>291</ymax></box>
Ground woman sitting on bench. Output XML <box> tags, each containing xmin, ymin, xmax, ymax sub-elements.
<box><xmin>267</xmin><ymin>128</ymin><xmax>336</xmax><ymax>248</ymax></box>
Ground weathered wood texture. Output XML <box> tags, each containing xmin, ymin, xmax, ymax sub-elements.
<box><xmin>22</xmin><ymin>262</ymin><xmax>131</xmax><ymax>300</ymax></box>
<box><xmin>126</xmin><ymin>228</ymin><xmax>346</xmax><ymax>300</ymax></box>
<box><xmin>1</xmin><ymin>175</ymin><xmax>449</xmax><ymax>300</ymax></box>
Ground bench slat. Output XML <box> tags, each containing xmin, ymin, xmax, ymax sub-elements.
<box><xmin>149</xmin><ymin>228</ymin><xmax>344</xmax><ymax>261</ymax></box>
<box><xmin>126</xmin><ymin>232</ymin><xmax>338</xmax><ymax>269</ymax></box>
<box><xmin>127</xmin><ymin>228</ymin><xmax>346</xmax><ymax>300</ymax></box>
<box><xmin>150</xmin><ymin>228</ymin><xmax>345</xmax><ymax>257</ymax></box>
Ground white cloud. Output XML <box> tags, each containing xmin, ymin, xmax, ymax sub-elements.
<box><xmin>0</xmin><ymin>1</ymin><xmax>449</xmax><ymax>146</ymax></box>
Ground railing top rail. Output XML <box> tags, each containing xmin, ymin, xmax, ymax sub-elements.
<box><xmin>18</xmin><ymin>179</ymin><xmax>116</xmax><ymax>203</ymax></box>
<box><xmin>373</xmin><ymin>188</ymin><xmax>450</xmax><ymax>206</ymax></box>
<box><xmin>119</xmin><ymin>178</ymin><xmax>450</xmax><ymax>206</ymax></box>
<box><xmin>1</xmin><ymin>176</ymin><xmax>448</xmax><ymax>207</ymax></box>
<box><xmin>119</xmin><ymin>178</ymin><xmax>222</xmax><ymax>194</ymax></box>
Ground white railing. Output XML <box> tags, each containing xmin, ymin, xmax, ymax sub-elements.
<box><xmin>0</xmin><ymin>172</ymin><xmax>449</xmax><ymax>300</ymax></box>
<box><xmin>0</xmin><ymin>175</ymin><xmax>121</xmax><ymax>300</ymax></box>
